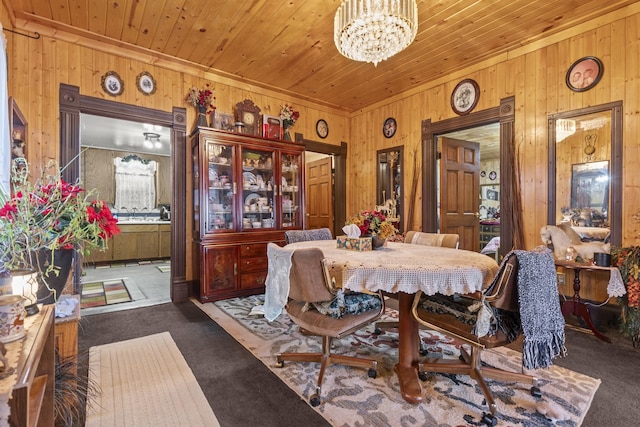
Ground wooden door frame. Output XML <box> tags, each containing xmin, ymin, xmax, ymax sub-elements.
<box><xmin>421</xmin><ymin>96</ymin><xmax>516</xmax><ymax>258</ymax></box>
<box><xmin>295</xmin><ymin>133</ymin><xmax>347</xmax><ymax>238</ymax></box>
<box><xmin>59</xmin><ymin>84</ymin><xmax>189</xmax><ymax>301</ymax></box>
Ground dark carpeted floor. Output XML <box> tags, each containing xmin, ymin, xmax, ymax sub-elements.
<box><xmin>77</xmin><ymin>300</ymin><xmax>640</xmax><ymax>426</ymax></box>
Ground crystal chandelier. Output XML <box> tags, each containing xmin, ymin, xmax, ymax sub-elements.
<box><xmin>334</xmin><ymin>0</ymin><xmax>418</xmax><ymax>66</ymax></box>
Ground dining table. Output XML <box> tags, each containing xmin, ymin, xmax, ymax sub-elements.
<box><xmin>285</xmin><ymin>239</ymin><xmax>499</xmax><ymax>404</ymax></box>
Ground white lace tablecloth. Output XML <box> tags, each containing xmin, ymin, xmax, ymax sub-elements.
<box><xmin>286</xmin><ymin>241</ymin><xmax>499</xmax><ymax>296</ymax></box>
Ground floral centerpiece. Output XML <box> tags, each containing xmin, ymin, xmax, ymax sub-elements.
<box><xmin>0</xmin><ymin>161</ymin><xmax>120</xmax><ymax>303</ymax></box>
<box><xmin>186</xmin><ymin>84</ymin><xmax>216</xmax><ymax>113</ymax></box>
<box><xmin>279</xmin><ymin>104</ymin><xmax>300</xmax><ymax>129</ymax></box>
<box><xmin>611</xmin><ymin>246</ymin><xmax>640</xmax><ymax>346</ymax></box>
<box><xmin>346</xmin><ymin>209</ymin><xmax>397</xmax><ymax>240</ymax></box>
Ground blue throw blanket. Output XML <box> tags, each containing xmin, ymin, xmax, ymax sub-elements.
<box><xmin>514</xmin><ymin>249</ymin><xmax>567</xmax><ymax>369</ymax></box>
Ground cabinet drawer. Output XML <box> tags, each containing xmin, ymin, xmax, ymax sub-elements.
<box><xmin>239</xmin><ymin>243</ymin><xmax>267</xmax><ymax>258</ymax></box>
<box><xmin>240</xmin><ymin>272</ymin><xmax>267</xmax><ymax>290</ymax></box>
<box><xmin>239</xmin><ymin>256</ymin><xmax>268</xmax><ymax>273</ymax></box>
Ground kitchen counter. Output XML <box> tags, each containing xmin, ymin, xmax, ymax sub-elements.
<box><xmin>116</xmin><ymin>219</ymin><xmax>171</xmax><ymax>225</ymax></box>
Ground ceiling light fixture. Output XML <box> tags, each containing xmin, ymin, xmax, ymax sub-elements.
<box><xmin>334</xmin><ymin>0</ymin><xmax>418</xmax><ymax>66</ymax></box>
<box><xmin>143</xmin><ymin>132</ymin><xmax>161</xmax><ymax>149</ymax></box>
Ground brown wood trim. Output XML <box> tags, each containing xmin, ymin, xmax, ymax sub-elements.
<box><xmin>421</xmin><ymin>96</ymin><xmax>516</xmax><ymax>257</ymax></box>
<box><xmin>295</xmin><ymin>133</ymin><xmax>348</xmax><ymax>238</ymax></box>
<box><xmin>59</xmin><ymin>84</ymin><xmax>188</xmax><ymax>301</ymax></box>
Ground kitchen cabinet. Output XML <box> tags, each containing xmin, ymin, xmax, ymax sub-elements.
<box><xmin>191</xmin><ymin>129</ymin><xmax>305</xmax><ymax>302</ymax></box>
<box><xmin>84</xmin><ymin>222</ymin><xmax>171</xmax><ymax>263</ymax></box>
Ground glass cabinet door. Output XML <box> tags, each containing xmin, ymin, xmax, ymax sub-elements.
<box><xmin>206</xmin><ymin>140</ymin><xmax>236</xmax><ymax>233</ymax></box>
<box><xmin>241</xmin><ymin>147</ymin><xmax>275</xmax><ymax>230</ymax></box>
<box><xmin>280</xmin><ymin>152</ymin><xmax>302</xmax><ymax>228</ymax></box>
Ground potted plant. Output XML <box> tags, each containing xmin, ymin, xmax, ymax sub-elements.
<box><xmin>611</xmin><ymin>246</ymin><xmax>640</xmax><ymax>346</ymax></box>
<box><xmin>0</xmin><ymin>160</ymin><xmax>120</xmax><ymax>305</ymax></box>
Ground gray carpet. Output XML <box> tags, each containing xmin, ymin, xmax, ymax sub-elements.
<box><xmin>77</xmin><ymin>300</ymin><xmax>640</xmax><ymax>426</ymax></box>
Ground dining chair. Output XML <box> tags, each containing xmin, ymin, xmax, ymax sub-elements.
<box><xmin>274</xmin><ymin>247</ymin><xmax>384</xmax><ymax>407</ymax></box>
<box><xmin>284</xmin><ymin>228</ymin><xmax>333</xmax><ymax>244</ymax></box>
<box><xmin>374</xmin><ymin>231</ymin><xmax>459</xmax><ymax>337</ymax></box>
<box><xmin>410</xmin><ymin>250</ymin><xmax>564</xmax><ymax>425</ymax></box>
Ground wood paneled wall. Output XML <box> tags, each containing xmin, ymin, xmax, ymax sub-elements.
<box><xmin>348</xmin><ymin>10</ymin><xmax>640</xmax><ymax>253</ymax></box>
<box><xmin>3</xmin><ymin>12</ymin><xmax>348</xmax><ymax>281</ymax></box>
<box><xmin>5</xmin><ymin>4</ymin><xmax>640</xmax><ymax>295</ymax></box>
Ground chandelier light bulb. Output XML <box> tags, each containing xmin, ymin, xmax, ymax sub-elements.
<box><xmin>335</xmin><ymin>0</ymin><xmax>418</xmax><ymax>66</ymax></box>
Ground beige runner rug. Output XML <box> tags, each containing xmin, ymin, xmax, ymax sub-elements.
<box><xmin>86</xmin><ymin>332</ymin><xmax>220</xmax><ymax>427</ymax></box>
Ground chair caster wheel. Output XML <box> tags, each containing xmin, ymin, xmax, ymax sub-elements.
<box><xmin>309</xmin><ymin>394</ymin><xmax>321</xmax><ymax>407</ymax></box>
<box><xmin>481</xmin><ymin>412</ymin><xmax>498</xmax><ymax>426</ymax></box>
<box><xmin>418</xmin><ymin>371</ymin><xmax>429</xmax><ymax>382</ymax></box>
<box><xmin>374</xmin><ymin>328</ymin><xmax>382</xmax><ymax>335</ymax></box>
<box><xmin>367</xmin><ymin>368</ymin><xmax>377</xmax><ymax>379</ymax></box>
<box><xmin>419</xmin><ymin>347</ymin><xmax>428</xmax><ymax>356</ymax></box>
<box><xmin>530</xmin><ymin>386</ymin><xmax>542</xmax><ymax>398</ymax></box>
<box><xmin>275</xmin><ymin>360</ymin><xmax>284</xmax><ymax>368</ymax></box>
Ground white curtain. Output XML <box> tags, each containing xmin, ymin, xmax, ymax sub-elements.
<box><xmin>0</xmin><ymin>24</ymin><xmax>10</xmax><ymax>201</ymax></box>
<box><xmin>113</xmin><ymin>157</ymin><xmax>157</xmax><ymax>210</ymax></box>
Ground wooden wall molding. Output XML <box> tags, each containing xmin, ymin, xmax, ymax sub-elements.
<box><xmin>59</xmin><ymin>84</ymin><xmax>189</xmax><ymax>301</ymax></box>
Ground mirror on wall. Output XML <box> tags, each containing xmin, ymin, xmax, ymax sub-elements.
<box><xmin>548</xmin><ymin>101</ymin><xmax>622</xmax><ymax>245</ymax></box>
<box><xmin>376</xmin><ymin>146</ymin><xmax>403</xmax><ymax>232</ymax></box>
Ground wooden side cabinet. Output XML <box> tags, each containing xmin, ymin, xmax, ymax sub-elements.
<box><xmin>9</xmin><ymin>305</ymin><xmax>55</xmax><ymax>427</ymax></box>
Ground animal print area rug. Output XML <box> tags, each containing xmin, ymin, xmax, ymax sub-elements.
<box><xmin>194</xmin><ymin>295</ymin><xmax>600</xmax><ymax>427</ymax></box>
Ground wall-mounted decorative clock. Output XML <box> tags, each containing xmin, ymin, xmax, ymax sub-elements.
<box><xmin>451</xmin><ymin>79</ymin><xmax>479</xmax><ymax>115</ymax></box>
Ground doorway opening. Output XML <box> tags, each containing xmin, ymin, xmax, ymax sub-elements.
<box><xmin>79</xmin><ymin>114</ymin><xmax>172</xmax><ymax>314</ymax></box>
<box><xmin>59</xmin><ymin>84</ymin><xmax>188</xmax><ymax>310</ymax></box>
<box><xmin>422</xmin><ymin>96</ymin><xmax>517</xmax><ymax>258</ymax></box>
<box><xmin>437</xmin><ymin>123</ymin><xmax>500</xmax><ymax>254</ymax></box>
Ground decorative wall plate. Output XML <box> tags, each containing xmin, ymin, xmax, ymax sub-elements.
<box><xmin>451</xmin><ymin>79</ymin><xmax>479</xmax><ymax>115</ymax></box>
<box><xmin>383</xmin><ymin>117</ymin><xmax>397</xmax><ymax>138</ymax></box>
<box><xmin>316</xmin><ymin>119</ymin><xmax>329</xmax><ymax>139</ymax></box>
<box><xmin>566</xmin><ymin>56</ymin><xmax>603</xmax><ymax>92</ymax></box>
<box><xmin>489</xmin><ymin>171</ymin><xmax>497</xmax><ymax>180</ymax></box>
<box><xmin>136</xmin><ymin>71</ymin><xmax>156</xmax><ymax>95</ymax></box>
<box><xmin>101</xmin><ymin>71</ymin><xmax>124</xmax><ymax>97</ymax></box>
<box><xmin>480</xmin><ymin>171</ymin><xmax>486</xmax><ymax>177</ymax></box>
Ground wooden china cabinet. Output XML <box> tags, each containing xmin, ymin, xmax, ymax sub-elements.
<box><xmin>191</xmin><ymin>128</ymin><xmax>305</xmax><ymax>302</ymax></box>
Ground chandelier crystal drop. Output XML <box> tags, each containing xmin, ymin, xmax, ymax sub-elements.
<box><xmin>334</xmin><ymin>0</ymin><xmax>418</xmax><ymax>66</ymax></box>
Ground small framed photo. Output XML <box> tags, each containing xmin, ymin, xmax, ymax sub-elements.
<box><xmin>213</xmin><ymin>112</ymin><xmax>235</xmax><ymax>132</ymax></box>
<box><xmin>101</xmin><ymin>71</ymin><xmax>124</xmax><ymax>97</ymax></box>
<box><xmin>136</xmin><ymin>71</ymin><xmax>157</xmax><ymax>95</ymax></box>
<box><xmin>566</xmin><ymin>56</ymin><xmax>603</xmax><ymax>92</ymax></box>
<box><xmin>262</xmin><ymin>115</ymin><xmax>282</xmax><ymax>140</ymax></box>
<box><xmin>482</xmin><ymin>187</ymin><xmax>499</xmax><ymax>201</ymax></box>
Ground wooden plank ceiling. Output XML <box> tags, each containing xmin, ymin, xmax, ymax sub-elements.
<box><xmin>8</xmin><ymin>0</ymin><xmax>638</xmax><ymax>112</ymax></box>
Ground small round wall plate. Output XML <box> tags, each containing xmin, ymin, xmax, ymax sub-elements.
<box><xmin>136</xmin><ymin>71</ymin><xmax>157</xmax><ymax>95</ymax></box>
<box><xmin>566</xmin><ymin>56</ymin><xmax>603</xmax><ymax>92</ymax></box>
<box><xmin>383</xmin><ymin>117</ymin><xmax>397</xmax><ymax>138</ymax></box>
<box><xmin>480</xmin><ymin>171</ymin><xmax>486</xmax><ymax>177</ymax></box>
<box><xmin>451</xmin><ymin>79</ymin><xmax>479</xmax><ymax>115</ymax></box>
<box><xmin>101</xmin><ymin>71</ymin><xmax>124</xmax><ymax>97</ymax></box>
<box><xmin>489</xmin><ymin>171</ymin><xmax>497</xmax><ymax>180</ymax></box>
<box><xmin>316</xmin><ymin>119</ymin><xmax>329</xmax><ymax>139</ymax></box>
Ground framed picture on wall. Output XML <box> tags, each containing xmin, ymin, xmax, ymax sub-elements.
<box><xmin>566</xmin><ymin>56</ymin><xmax>603</xmax><ymax>92</ymax></box>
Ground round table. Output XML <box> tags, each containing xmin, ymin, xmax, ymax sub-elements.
<box><xmin>286</xmin><ymin>240</ymin><xmax>499</xmax><ymax>403</ymax></box>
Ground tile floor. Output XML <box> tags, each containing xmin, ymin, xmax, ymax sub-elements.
<box><xmin>80</xmin><ymin>260</ymin><xmax>171</xmax><ymax>316</ymax></box>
